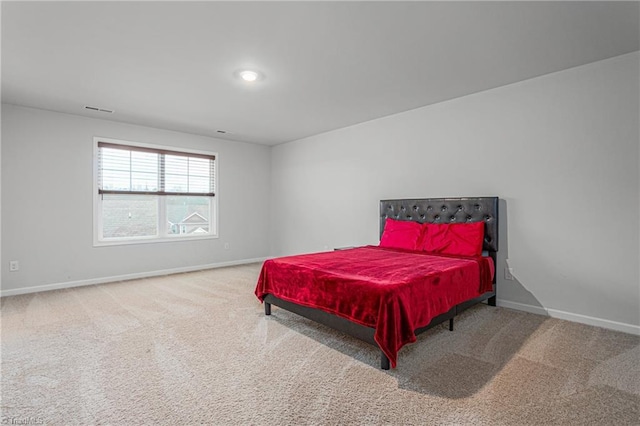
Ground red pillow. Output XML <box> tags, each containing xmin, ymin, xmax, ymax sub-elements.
<box><xmin>379</xmin><ymin>218</ymin><xmax>423</xmax><ymax>250</ymax></box>
<box><xmin>420</xmin><ymin>222</ymin><xmax>485</xmax><ymax>257</ymax></box>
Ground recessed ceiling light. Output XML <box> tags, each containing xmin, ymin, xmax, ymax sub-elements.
<box><xmin>240</xmin><ymin>70</ymin><xmax>258</xmax><ymax>82</ymax></box>
<box><xmin>236</xmin><ymin>69</ymin><xmax>263</xmax><ymax>83</ymax></box>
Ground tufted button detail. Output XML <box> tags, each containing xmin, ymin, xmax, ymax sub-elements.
<box><xmin>380</xmin><ymin>198</ymin><xmax>497</xmax><ymax>252</ymax></box>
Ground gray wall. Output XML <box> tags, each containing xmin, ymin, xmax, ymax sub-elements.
<box><xmin>270</xmin><ymin>52</ymin><xmax>640</xmax><ymax>328</ymax></box>
<box><xmin>2</xmin><ymin>53</ymin><xmax>638</xmax><ymax>330</ymax></box>
<box><xmin>1</xmin><ymin>105</ymin><xmax>271</xmax><ymax>293</ymax></box>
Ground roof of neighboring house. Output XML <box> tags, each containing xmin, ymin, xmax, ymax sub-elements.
<box><xmin>178</xmin><ymin>212</ymin><xmax>208</xmax><ymax>224</ymax></box>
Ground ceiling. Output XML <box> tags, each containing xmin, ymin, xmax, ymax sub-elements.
<box><xmin>2</xmin><ymin>2</ymin><xmax>638</xmax><ymax>146</ymax></box>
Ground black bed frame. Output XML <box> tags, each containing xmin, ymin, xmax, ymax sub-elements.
<box><xmin>264</xmin><ymin>197</ymin><xmax>499</xmax><ymax>369</ymax></box>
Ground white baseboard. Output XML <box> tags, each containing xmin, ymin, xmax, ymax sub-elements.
<box><xmin>0</xmin><ymin>257</ymin><xmax>269</xmax><ymax>298</ymax></box>
<box><xmin>497</xmin><ymin>299</ymin><xmax>640</xmax><ymax>336</ymax></box>
<box><xmin>497</xmin><ymin>300</ymin><xmax>550</xmax><ymax>316</ymax></box>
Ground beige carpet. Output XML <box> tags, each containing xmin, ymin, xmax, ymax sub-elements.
<box><xmin>1</xmin><ymin>263</ymin><xmax>639</xmax><ymax>425</ymax></box>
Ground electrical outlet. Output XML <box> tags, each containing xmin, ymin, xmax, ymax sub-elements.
<box><xmin>504</xmin><ymin>267</ymin><xmax>514</xmax><ymax>281</ymax></box>
<box><xmin>9</xmin><ymin>260</ymin><xmax>19</xmax><ymax>272</ymax></box>
<box><xmin>224</xmin><ymin>242</ymin><xmax>230</xmax><ymax>250</ymax></box>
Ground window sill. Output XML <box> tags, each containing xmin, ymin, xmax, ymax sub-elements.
<box><xmin>94</xmin><ymin>234</ymin><xmax>218</xmax><ymax>247</ymax></box>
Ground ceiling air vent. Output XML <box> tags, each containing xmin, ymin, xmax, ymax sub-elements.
<box><xmin>84</xmin><ymin>105</ymin><xmax>114</xmax><ymax>114</ymax></box>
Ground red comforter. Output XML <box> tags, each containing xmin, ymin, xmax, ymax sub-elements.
<box><xmin>255</xmin><ymin>246</ymin><xmax>494</xmax><ymax>368</ymax></box>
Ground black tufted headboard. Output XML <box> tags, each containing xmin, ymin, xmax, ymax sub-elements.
<box><xmin>379</xmin><ymin>197</ymin><xmax>499</xmax><ymax>253</ymax></box>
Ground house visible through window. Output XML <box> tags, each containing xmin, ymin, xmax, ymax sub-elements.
<box><xmin>94</xmin><ymin>138</ymin><xmax>217</xmax><ymax>244</ymax></box>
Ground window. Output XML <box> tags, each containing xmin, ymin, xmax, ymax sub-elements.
<box><xmin>94</xmin><ymin>138</ymin><xmax>217</xmax><ymax>245</ymax></box>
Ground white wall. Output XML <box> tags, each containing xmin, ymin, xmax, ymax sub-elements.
<box><xmin>1</xmin><ymin>105</ymin><xmax>271</xmax><ymax>294</ymax></box>
<box><xmin>271</xmin><ymin>52</ymin><xmax>640</xmax><ymax>330</ymax></box>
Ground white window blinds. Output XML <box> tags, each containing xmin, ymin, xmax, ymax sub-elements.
<box><xmin>98</xmin><ymin>142</ymin><xmax>215</xmax><ymax>196</ymax></box>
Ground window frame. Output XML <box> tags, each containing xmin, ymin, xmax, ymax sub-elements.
<box><xmin>93</xmin><ymin>137</ymin><xmax>219</xmax><ymax>247</ymax></box>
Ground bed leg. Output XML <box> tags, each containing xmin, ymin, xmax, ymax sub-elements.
<box><xmin>264</xmin><ymin>302</ymin><xmax>271</xmax><ymax>316</ymax></box>
<box><xmin>381</xmin><ymin>352</ymin><xmax>390</xmax><ymax>370</ymax></box>
<box><xmin>488</xmin><ymin>295</ymin><xmax>496</xmax><ymax>307</ymax></box>
<box><xmin>449</xmin><ymin>318</ymin><xmax>454</xmax><ymax>331</ymax></box>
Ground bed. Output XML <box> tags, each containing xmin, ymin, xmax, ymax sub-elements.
<box><xmin>255</xmin><ymin>197</ymin><xmax>499</xmax><ymax>369</ymax></box>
